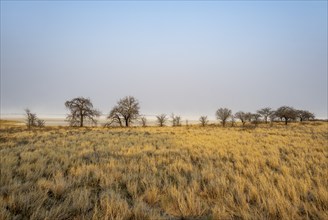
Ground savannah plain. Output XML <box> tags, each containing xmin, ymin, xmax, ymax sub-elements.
<box><xmin>0</xmin><ymin>120</ymin><xmax>327</xmax><ymax>219</ymax></box>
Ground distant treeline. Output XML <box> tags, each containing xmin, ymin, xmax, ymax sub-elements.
<box><xmin>25</xmin><ymin>96</ymin><xmax>316</xmax><ymax>128</ymax></box>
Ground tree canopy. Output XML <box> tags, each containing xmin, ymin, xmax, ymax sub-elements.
<box><xmin>216</xmin><ymin>108</ymin><xmax>232</xmax><ymax>127</ymax></box>
<box><xmin>65</xmin><ymin>97</ymin><xmax>100</xmax><ymax>127</ymax></box>
<box><xmin>107</xmin><ymin>96</ymin><xmax>140</xmax><ymax>127</ymax></box>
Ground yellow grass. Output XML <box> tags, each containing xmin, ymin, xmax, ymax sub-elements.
<box><xmin>0</xmin><ymin>120</ymin><xmax>327</xmax><ymax>219</ymax></box>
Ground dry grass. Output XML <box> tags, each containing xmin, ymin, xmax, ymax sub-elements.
<box><xmin>0</xmin><ymin>120</ymin><xmax>327</xmax><ymax>219</ymax></box>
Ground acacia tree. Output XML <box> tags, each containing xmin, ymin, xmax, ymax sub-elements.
<box><xmin>156</xmin><ymin>114</ymin><xmax>168</xmax><ymax>127</ymax></box>
<box><xmin>65</xmin><ymin>97</ymin><xmax>100</xmax><ymax>127</ymax></box>
<box><xmin>296</xmin><ymin>110</ymin><xmax>315</xmax><ymax>122</ymax></box>
<box><xmin>275</xmin><ymin>106</ymin><xmax>297</xmax><ymax>125</ymax></box>
<box><xmin>199</xmin><ymin>116</ymin><xmax>208</xmax><ymax>127</ymax></box>
<box><xmin>107</xmin><ymin>96</ymin><xmax>140</xmax><ymax>127</ymax></box>
<box><xmin>257</xmin><ymin>107</ymin><xmax>273</xmax><ymax>124</ymax></box>
<box><xmin>216</xmin><ymin>108</ymin><xmax>232</xmax><ymax>127</ymax></box>
<box><xmin>235</xmin><ymin>111</ymin><xmax>247</xmax><ymax>126</ymax></box>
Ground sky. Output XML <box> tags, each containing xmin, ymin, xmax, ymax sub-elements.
<box><xmin>1</xmin><ymin>1</ymin><xmax>327</xmax><ymax>119</ymax></box>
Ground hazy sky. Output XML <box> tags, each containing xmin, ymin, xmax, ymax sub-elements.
<box><xmin>1</xmin><ymin>1</ymin><xmax>327</xmax><ymax>119</ymax></box>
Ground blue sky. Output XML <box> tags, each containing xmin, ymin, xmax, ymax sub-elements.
<box><xmin>1</xmin><ymin>1</ymin><xmax>327</xmax><ymax>118</ymax></box>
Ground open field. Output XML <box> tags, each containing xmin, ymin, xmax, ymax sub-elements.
<box><xmin>0</xmin><ymin>121</ymin><xmax>327</xmax><ymax>219</ymax></box>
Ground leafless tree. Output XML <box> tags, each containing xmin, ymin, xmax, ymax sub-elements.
<box><xmin>234</xmin><ymin>111</ymin><xmax>247</xmax><ymax>126</ymax></box>
<box><xmin>65</xmin><ymin>97</ymin><xmax>100</xmax><ymax>127</ymax></box>
<box><xmin>275</xmin><ymin>106</ymin><xmax>297</xmax><ymax>125</ymax></box>
<box><xmin>156</xmin><ymin>114</ymin><xmax>167</xmax><ymax>127</ymax></box>
<box><xmin>25</xmin><ymin>108</ymin><xmax>37</xmax><ymax>129</ymax></box>
<box><xmin>199</xmin><ymin>116</ymin><xmax>208</xmax><ymax>127</ymax></box>
<box><xmin>140</xmin><ymin>116</ymin><xmax>147</xmax><ymax>127</ymax></box>
<box><xmin>257</xmin><ymin>107</ymin><xmax>273</xmax><ymax>124</ymax></box>
<box><xmin>296</xmin><ymin>110</ymin><xmax>315</xmax><ymax>122</ymax></box>
<box><xmin>25</xmin><ymin>108</ymin><xmax>45</xmax><ymax>128</ymax></box>
<box><xmin>175</xmin><ymin>116</ymin><xmax>182</xmax><ymax>126</ymax></box>
<box><xmin>171</xmin><ymin>113</ymin><xmax>176</xmax><ymax>126</ymax></box>
<box><xmin>231</xmin><ymin>115</ymin><xmax>236</xmax><ymax>127</ymax></box>
<box><xmin>216</xmin><ymin>108</ymin><xmax>232</xmax><ymax>127</ymax></box>
<box><xmin>171</xmin><ymin>113</ymin><xmax>182</xmax><ymax>126</ymax></box>
<box><xmin>107</xmin><ymin>96</ymin><xmax>140</xmax><ymax>127</ymax></box>
<box><xmin>37</xmin><ymin>119</ymin><xmax>45</xmax><ymax>127</ymax></box>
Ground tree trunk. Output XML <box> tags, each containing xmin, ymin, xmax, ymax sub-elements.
<box><xmin>284</xmin><ymin>117</ymin><xmax>288</xmax><ymax>125</ymax></box>
<box><xmin>125</xmin><ymin>117</ymin><xmax>129</xmax><ymax>127</ymax></box>
<box><xmin>80</xmin><ymin>111</ymin><xmax>83</xmax><ymax>127</ymax></box>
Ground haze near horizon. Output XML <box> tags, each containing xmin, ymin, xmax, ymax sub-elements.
<box><xmin>1</xmin><ymin>1</ymin><xmax>327</xmax><ymax>118</ymax></box>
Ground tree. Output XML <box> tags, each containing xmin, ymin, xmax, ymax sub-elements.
<box><xmin>156</xmin><ymin>114</ymin><xmax>168</xmax><ymax>127</ymax></box>
<box><xmin>140</xmin><ymin>116</ymin><xmax>147</xmax><ymax>127</ymax></box>
<box><xmin>275</xmin><ymin>106</ymin><xmax>297</xmax><ymax>125</ymax></box>
<box><xmin>216</xmin><ymin>108</ymin><xmax>232</xmax><ymax>127</ymax></box>
<box><xmin>296</xmin><ymin>110</ymin><xmax>315</xmax><ymax>122</ymax></box>
<box><xmin>171</xmin><ymin>113</ymin><xmax>182</xmax><ymax>126</ymax></box>
<box><xmin>25</xmin><ymin>108</ymin><xmax>45</xmax><ymax>129</ymax></box>
<box><xmin>65</xmin><ymin>97</ymin><xmax>100</xmax><ymax>127</ymax></box>
<box><xmin>245</xmin><ymin>112</ymin><xmax>253</xmax><ymax>122</ymax></box>
<box><xmin>231</xmin><ymin>115</ymin><xmax>236</xmax><ymax>127</ymax></box>
<box><xmin>234</xmin><ymin>111</ymin><xmax>247</xmax><ymax>126</ymax></box>
<box><xmin>185</xmin><ymin>119</ymin><xmax>189</xmax><ymax>127</ymax></box>
<box><xmin>269</xmin><ymin>111</ymin><xmax>277</xmax><ymax>123</ymax></box>
<box><xmin>107</xmin><ymin>96</ymin><xmax>140</xmax><ymax>127</ymax></box>
<box><xmin>25</xmin><ymin>108</ymin><xmax>37</xmax><ymax>129</ymax></box>
<box><xmin>252</xmin><ymin>113</ymin><xmax>262</xmax><ymax>125</ymax></box>
<box><xmin>37</xmin><ymin>119</ymin><xmax>45</xmax><ymax>127</ymax></box>
<box><xmin>175</xmin><ymin>116</ymin><xmax>182</xmax><ymax>126</ymax></box>
<box><xmin>257</xmin><ymin>107</ymin><xmax>273</xmax><ymax>124</ymax></box>
<box><xmin>107</xmin><ymin>106</ymin><xmax>123</xmax><ymax>127</ymax></box>
<box><xmin>199</xmin><ymin>116</ymin><xmax>208</xmax><ymax>127</ymax></box>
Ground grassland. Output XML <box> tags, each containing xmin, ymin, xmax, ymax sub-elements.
<box><xmin>0</xmin><ymin>120</ymin><xmax>327</xmax><ymax>219</ymax></box>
